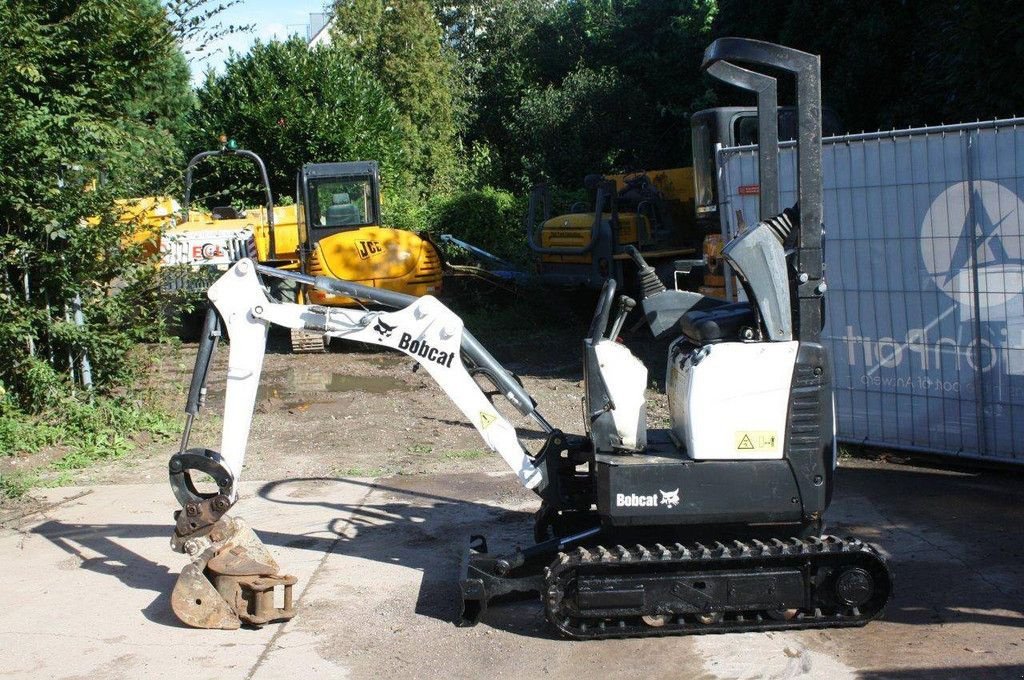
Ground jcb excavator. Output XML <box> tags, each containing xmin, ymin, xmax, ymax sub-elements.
<box><xmin>164</xmin><ymin>39</ymin><xmax>892</xmax><ymax>637</ymax></box>
<box><xmin>161</xmin><ymin>146</ymin><xmax>442</xmax><ymax>350</ymax></box>
<box><xmin>288</xmin><ymin>161</ymin><xmax>443</xmax><ymax>351</ymax></box>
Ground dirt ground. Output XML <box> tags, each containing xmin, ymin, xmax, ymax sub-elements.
<box><xmin>40</xmin><ymin>293</ymin><xmax>673</xmax><ymax>488</ymax></box>
<box><xmin>3</xmin><ymin>294</ymin><xmax>1024</xmax><ymax>678</ymax></box>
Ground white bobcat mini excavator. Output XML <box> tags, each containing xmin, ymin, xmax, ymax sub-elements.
<box><xmin>166</xmin><ymin>39</ymin><xmax>892</xmax><ymax>637</ymax></box>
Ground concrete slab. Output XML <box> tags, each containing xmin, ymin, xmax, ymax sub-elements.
<box><xmin>0</xmin><ymin>479</ymin><xmax>374</xmax><ymax>680</ymax></box>
<box><xmin>2</xmin><ymin>462</ymin><xmax>1023</xmax><ymax>679</ymax></box>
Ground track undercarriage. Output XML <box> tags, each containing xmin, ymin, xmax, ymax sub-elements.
<box><xmin>463</xmin><ymin>533</ymin><xmax>892</xmax><ymax>640</ymax></box>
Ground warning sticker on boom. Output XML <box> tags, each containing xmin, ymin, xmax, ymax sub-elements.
<box><xmin>479</xmin><ymin>411</ymin><xmax>497</xmax><ymax>429</ymax></box>
<box><xmin>735</xmin><ymin>431</ymin><xmax>778</xmax><ymax>451</ymax></box>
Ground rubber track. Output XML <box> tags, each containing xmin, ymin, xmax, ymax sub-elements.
<box><xmin>544</xmin><ymin>535</ymin><xmax>892</xmax><ymax>639</ymax></box>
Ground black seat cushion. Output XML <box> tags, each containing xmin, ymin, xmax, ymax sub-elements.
<box><xmin>680</xmin><ymin>302</ymin><xmax>755</xmax><ymax>344</ymax></box>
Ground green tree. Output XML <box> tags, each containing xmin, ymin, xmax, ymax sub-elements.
<box><xmin>478</xmin><ymin>0</ymin><xmax>717</xmax><ymax>188</ymax></box>
<box><xmin>0</xmin><ymin>0</ymin><xmax>190</xmax><ymax>405</ymax></box>
<box><xmin>712</xmin><ymin>0</ymin><xmax>1024</xmax><ymax>132</ymax></box>
<box><xmin>331</xmin><ymin>0</ymin><xmax>461</xmax><ymax>193</ymax></box>
<box><xmin>186</xmin><ymin>38</ymin><xmax>406</xmax><ymax>205</ymax></box>
<box><xmin>438</xmin><ymin>0</ymin><xmax>551</xmax><ymax>185</ymax></box>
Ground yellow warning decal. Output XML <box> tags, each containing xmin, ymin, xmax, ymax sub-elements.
<box><xmin>735</xmin><ymin>431</ymin><xmax>778</xmax><ymax>451</ymax></box>
<box><xmin>479</xmin><ymin>411</ymin><xmax>497</xmax><ymax>429</ymax></box>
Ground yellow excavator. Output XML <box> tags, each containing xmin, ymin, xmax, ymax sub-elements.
<box><xmin>524</xmin><ymin>168</ymin><xmax>702</xmax><ymax>295</ymax></box>
<box><xmin>166</xmin><ymin>147</ymin><xmax>442</xmax><ymax>350</ymax></box>
<box><xmin>524</xmin><ymin>107</ymin><xmax>844</xmax><ymax>301</ymax></box>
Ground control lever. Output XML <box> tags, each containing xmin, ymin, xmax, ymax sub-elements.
<box><xmin>624</xmin><ymin>245</ymin><xmax>665</xmax><ymax>300</ymax></box>
<box><xmin>608</xmin><ymin>295</ymin><xmax>636</xmax><ymax>340</ymax></box>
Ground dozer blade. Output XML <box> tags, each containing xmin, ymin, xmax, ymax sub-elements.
<box><xmin>171</xmin><ymin>517</ymin><xmax>297</xmax><ymax>629</ymax></box>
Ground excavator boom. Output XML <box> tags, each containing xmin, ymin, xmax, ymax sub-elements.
<box><xmin>167</xmin><ymin>259</ymin><xmax>550</xmax><ymax>628</ymax></box>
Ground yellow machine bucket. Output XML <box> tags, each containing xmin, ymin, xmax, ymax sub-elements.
<box><xmin>171</xmin><ymin>516</ymin><xmax>297</xmax><ymax>630</ymax></box>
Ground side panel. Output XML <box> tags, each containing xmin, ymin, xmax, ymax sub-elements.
<box><xmin>671</xmin><ymin>341</ymin><xmax>798</xmax><ymax>459</ymax></box>
<box><xmin>784</xmin><ymin>341</ymin><xmax>835</xmax><ymax>519</ymax></box>
<box><xmin>592</xmin><ymin>340</ymin><xmax>648</xmax><ymax>451</ymax></box>
<box><xmin>596</xmin><ymin>458</ymin><xmax>803</xmax><ymax>526</ymax></box>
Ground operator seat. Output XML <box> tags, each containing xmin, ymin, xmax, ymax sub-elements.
<box><xmin>679</xmin><ymin>302</ymin><xmax>756</xmax><ymax>344</ymax></box>
<box><xmin>679</xmin><ymin>206</ymin><xmax>800</xmax><ymax>345</ymax></box>
<box><xmin>325</xmin><ymin>193</ymin><xmax>360</xmax><ymax>226</ymax></box>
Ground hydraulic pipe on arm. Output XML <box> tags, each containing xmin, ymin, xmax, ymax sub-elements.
<box><xmin>255</xmin><ymin>264</ymin><xmax>555</xmax><ymax>434</ymax></box>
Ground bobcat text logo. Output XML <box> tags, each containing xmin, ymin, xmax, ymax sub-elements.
<box><xmin>398</xmin><ymin>332</ymin><xmax>455</xmax><ymax>368</ymax></box>
<box><xmin>615</xmin><ymin>488</ymin><xmax>680</xmax><ymax>509</ymax></box>
<box><xmin>373</xmin><ymin>319</ymin><xmax>396</xmax><ymax>338</ymax></box>
<box><xmin>193</xmin><ymin>243</ymin><xmax>223</xmax><ymax>260</ymax></box>
<box><xmin>357</xmin><ymin>240</ymin><xmax>384</xmax><ymax>259</ymax></box>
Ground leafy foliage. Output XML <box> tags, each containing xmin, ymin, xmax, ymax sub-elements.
<box><xmin>0</xmin><ymin>0</ymin><xmax>189</xmax><ymax>472</ymax></box>
<box><xmin>433</xmin><ymin>0</ymin><xmax>718</xmax><ymax>189</ymax></box>
<box><xmin>331</xmin><ymin>0</ymin><xmax>462</xmax><ymax>193</ymax></box>
<box><xmin>712</xmin><ymin>0</ymin><xmax>1024</xmax><ymax>132</ymax></box>
<box><xmin>186</xmin><ymin>38</ymin><xmax>407</xmax><ymax>206</ymax></box>
<box><xmin>424</xmin><ymin>187</ymin><xmax>527</xmax><ymax>264</ymax></box>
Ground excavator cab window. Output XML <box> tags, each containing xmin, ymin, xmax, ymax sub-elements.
<box><xmin>735</xmin><ymin>108</ymin><xmax>843</xmax><ymax>146</ymax></box>
<box><xmin>308</xmin><ymin>176</ymin><xmax>375</xmax><ymax>229</ymax></box>
<box><xmin>691</xmin><ymin>119</ymin><xmax>716</xmax><ymax>216</ymax></box>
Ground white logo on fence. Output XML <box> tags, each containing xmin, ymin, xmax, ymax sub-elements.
<box><xmin>920</xmin><ymin>180</ymin><xmax>1024</xmax><ymax>321</ymax></box>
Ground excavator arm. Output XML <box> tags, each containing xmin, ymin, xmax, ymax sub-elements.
<box><xmin>167</xmin><ymin>259</ymin><xmax>548</xmax><ymax>629</ymax></box>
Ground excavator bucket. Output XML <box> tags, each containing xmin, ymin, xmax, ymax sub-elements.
<box><xmin>170</xmin><ymin>517</ymin><xmax>297</xmax><ymax>629</ymax></box>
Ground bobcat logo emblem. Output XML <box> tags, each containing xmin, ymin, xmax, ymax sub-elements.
<box><xmin>659</xmin><ymin>489</ymin><xmax>680</xmax><ymax>508</ymax></box>
<box><xmin>373</xmin><ymin>319</ymin><xmax>396</xmax><ymax>338</ymax></box>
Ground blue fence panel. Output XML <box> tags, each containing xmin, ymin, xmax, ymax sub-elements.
<box><xmin>718</xmin><ymin>119</ymin><xmax>1024</xmax><ymax>462</ymax></box>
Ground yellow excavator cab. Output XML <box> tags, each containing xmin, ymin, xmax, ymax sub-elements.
<box><xmin>296</xmin><ymin>161</ymin><xmax>442</xmax><ymax>305</ymax></box>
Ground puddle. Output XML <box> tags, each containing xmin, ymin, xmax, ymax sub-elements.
<box><xmin>325</xmin><ymin>373</ymin><xmax>407</xmax><ymax>393</ymax></box>
<box><xmin>206</xmin><ymin>367</ymin><xmax>407</xmax><ymax>401</ymax></box>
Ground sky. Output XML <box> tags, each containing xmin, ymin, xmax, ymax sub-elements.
<box><xmin>184</xmin><ymin>0</ymin><xmax>331</xmax><ymax>85</ymax></box>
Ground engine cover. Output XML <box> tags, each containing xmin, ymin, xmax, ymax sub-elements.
<box><xmin>667</xmin><ymin>340</ymin><xmax>798</xmax><ymax>459</ymax></box>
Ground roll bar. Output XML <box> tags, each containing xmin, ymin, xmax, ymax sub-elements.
<box><xmin>182</xmin><ymin>148</ymin><xmax>279</xmax><ymax>260</ymax></box>
<box><xmin>702</xmin><ymin>37</ymin><xmax>824</xmax><ymax>343</ymax></box>
<box><xmin>704</xmin><ymin>60</ymin><xmax>779</xmax><ymax>220</ymax></box>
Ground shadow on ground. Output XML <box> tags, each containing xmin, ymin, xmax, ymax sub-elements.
<box><xmin>27</xmin><ymin>462</ymin><xmax>1024</xmax><ymax>639</ymax></box>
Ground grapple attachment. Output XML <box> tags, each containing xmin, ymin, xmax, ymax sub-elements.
<box><xmin>169</xmin><ymin>448</ymin><xmax>298</xmax><ymax>629</ymax></box>
<box><xmin>171</xmin><ymin>516</ymin><xmax>297</xmax><ymax>629</ymax></box>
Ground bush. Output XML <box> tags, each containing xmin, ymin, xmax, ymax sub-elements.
<box><xmin>0</xmin><ymin>1</ymin><xmax>189</xmax><ymax>406</ymax></box>
<box><xmin>186</xmin><ymin>37</ymin><xmax>408</xmax><ymax>206</ymax></box>
<box><xmin>423</xmin><ymin>187</ymin><xmax>529</xmax><ymax>265</ymax></box>
<box><xmin>0</xmin><ymin>1</ymin><xmax>187</xmax><ymax>487</ymax></box>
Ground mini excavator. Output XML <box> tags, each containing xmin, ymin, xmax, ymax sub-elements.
<box><xmin>165</xmin><ymin>39</ymin><xmax>892</xmax><ymax>638</ymax></box>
